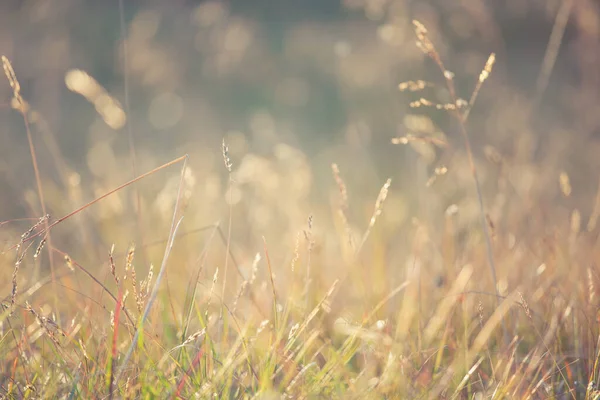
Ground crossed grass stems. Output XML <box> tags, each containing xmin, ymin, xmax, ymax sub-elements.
<box><xmin>0</xmin><ymin>17</ymin><xmax>588</xmax><ymax>399</ymax></box>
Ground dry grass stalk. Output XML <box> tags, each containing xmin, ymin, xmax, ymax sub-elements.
<box><xmin>410</xmin><ymin>97</ymin><xmax>467</xmax><ymax>111</ymax></box>
<box><xmin>50</xmin><ymin>248</ymin><xmax>135</xmax><ymax>326</ymax></box>
<box><xmin>221</xmin><ymin>138</ymin><xmax>234</xmax><ymax>322</ymax></box>
<box><xmin>412</xmin><ymin>21</ymin><xmax>440</xmax><ymax>64</ymax></box>
<box><xmin>423</xmin><ymin>265</ymin><xmax>472</xmax><ymax>346</ymax></box>
<box><xmin>391</xmin><ymin>133</ymin><xmax>448</xmax><ymax>148</ymax></box>
<box><xmin>232</xmin><ymin>253</ymin><xmax>261</xmax><ymax>313</ymax></box>
<box><xmin>2</xmin><ymin>5</ymin><xmax>598</xmax><ymax>397</ymax></box>
<box><xmin>25</xmin><ymin>301</ymin><xmax>64</xmax><ymax>346</ymax></box>
<box><xmin>33</xmin><ymin>237</ymin><xmax>47</xmax><ymax>259</ymax></box>
<box><xmin>463</xmin><ymin>53</ymin><xmax>496</xmax><ymax>121</ymax></box>
<box><xmin>256</xmin><ymin>319</ymin><xmax>270</xmax><ymax>336</ymax></box>
<box><xmin>78</xmin><ymin>338</ymin><xmax>89</xmax><ymax>360</ymax></box>
<box><xmin>232</xmin><ymin>280</ymin><xmax>249</xmax><ymax>314</ymax></box>
<box><xmin>121</xmin><ymin>290</ymin><xmax>129</xmax><ymax>311</ymax></box>
<box><xmin>1</xmin><ymin>55</ymin><xmax>25</xmax><ymax>111</ymax></box>
<box><xmin>571</xmin><ymin>209</ymin><xmax>581</xmax><ymax>233</ymax></box>
<box><xmin>426</xmin><ymin>165</ymin><xmax>448</xmax><ymax>187</ymax></box>
<box><xmin>477</xmin><ymin>300</ymin><xmax>485</xmax><ymax>327</ymax></box>
<box><xmin>534</xmin><ymin>0</ymin><xmax>574</xmax><ymax>105</ymax></box>
<box><xmin>290</xmin><ymin>232</ymin><xmax>300</xmax><ymax>272</ymax></box>
<box><xmin>123</xmin><ymin>243</ymin><xmax>143</xmax><ymax>313</ymax></box>
<box><xmin>222</xmin><ymin>138</ymin><xmax>233</xmax><ymax>172</ymax></box>
<box><xmin>285</xmin><ymin>362</ymin><xmax>317</xmax><ymax>394</ymax></box>
<box><xmin>588</xmin><ymin>267</ymin><xmax>595</xmax><ymax>305</ymax></box>
<box><xmin>331</xmin><ymin>163</ymin><xmax>354</xmax><ymax>248</ymax></box>
<box><xmin>231</xmin><ymin>253</ymin><xmax>260</xmax><ymax>314</ymax></box>
<box><xmin>115</xmin><ymin>215</ymin><xmax>185</xmax><ymax>384</ymax></box>
<box><xmin>514</xmin><ymin>295</ymin><xmax>575</xmax><ymax>399</ymax></box>
<box><xmin>249</xmin><ymin>253</ymin><xmax>260</xmax><ymax>285</ymax></box>
<box><xmin>398</xmin><ymin>80</ymin><xmax>433</xmax><ymax>92</ymax></box>
<box><xmin>570</xmin><ymin>209</ymin><xmax>581</xmax><ymax>245</ymax></box>
<box><xmin>431</xmin><ymin>290</ymin><xmax>521</xmax><ymax>397</ymax></box>
<box><xmin>410</xmin><ymin>20</ymin><xmax>501</xmax><ymax>326</ymax></box>
<box><xmin>109</xmin><ymin>244</ymin><xmax>119</xmax><ymax>285</ymax></box>
<box><xmin>587</xmin><ymin>175</ymin><xmax>600</xmax><ymax>232</ymax></box>
<box><xmin>278</xmin><ymin>329</ymin><xmax>321</xmax><ymax>386</ymax></box>
<box><xmin>140</xmin><ymin>264</ymin><xmax>153</xmax><ymax>301</ymax></box>
<box><xmin>453</xmin><ymin>356</ymin><xmax>485</xmax><ymax>396</ymax></box>
<box><xmin>331</xmin><ymin>164</ymin><xmax>349</xmax><ymax>210</ymax></box>
<box><xmin>17</xmin><ymin>214</ymin><xmax>50</xmax><ymax>253</ymax></box>
<box><xmin>182</xmin><ymin>328</ymin><xmax>206</xmax><ymax>346</ymax></box>
<box><xmin>64</xmin><ymin>69</ymin><xmax>125</xmax><ymax>130</ymax></box>
<box><xmin>64</xmin><ymin>254</ymin><xmax>74</xmax><ymax>271</ymax></box>
<box><xmin>3</xmin><ymin>55</ymin><xmax>58</xmax><ymax>320</ymax></box>
<box><xmin>205</xmin><ymin>267</ymin><xmax>219</xmax><ymax>321</ymax></box>
<box><xmin>559</xmin><ymin>171</ymin><xmax>572</xmax><ymax>197</ymax></box>
<box><xmin>262</xmin><ymin>236</ymin><xmax>279</xmax><ymax>326</ymax></box>
<box><xmin>10</xmin><ymin>215</ymin><xmax>49</xmax><ymax>315</ymax></box>
<box><xmin>124</xmin><ymin>243</ymin><xmax>135</xmax><ymax>276</ymax></box>
<box><xmin>303</xmin><ymin>215</ymin><xmax>314</xmax><ymax>310</ymax></box>
<box><xmin>10</xmin><ymin>251</ymin><xmax>27</xmax><ymax>315</ymax></box>
<box><xmin>486</xmin><ymin>214</ymin><xmax>496</xmax><ymax>240</ymax></box>
<box><xmin>368</xmin><ymin>179</ymin><xmax>391</xmax><ymax>229</ymax></box>
<box><xmin>517</xmin><ymin>292</ymin><xmax>532</xmax><ymax>320</ymax></box>
<box><xmin>357</xmin><ymin>178</ymin><xmax>392</xmax><ymax>254</ymax></box>
<box><xmin>288</xmin><ymin>279</ymin><xmax>339</xmax><ymax>345</ymax></box>
<box><xmin>6</xmin><ymin>155</ymin><xmax>188</xmax><ymax>253</ymax></box>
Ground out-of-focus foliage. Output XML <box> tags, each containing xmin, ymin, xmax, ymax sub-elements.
<box><xmin>1</xmin><ymin>0</ymin><xmax>600</xmax><ymax>398</ymax></box>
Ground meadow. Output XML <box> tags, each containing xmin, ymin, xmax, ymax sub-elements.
<box><xmin>1</xmin><ymin>0</ymin><xmax>600</xmax><ymax>398</ymax></box>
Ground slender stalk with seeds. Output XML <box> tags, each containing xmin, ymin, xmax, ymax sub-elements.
<box><xmin>303</xmin><ymin>215</ymin><xmax>313</xmax><ymax>313</ymax></box>
<box><xmin>411</xmin><ymin>21</ymin><xmax>502</xmax><ymax>329</ymax></box>
<box><xmin>3</xmin><ymin>56</ymin><xmax>59</xmax><ymax>321</ymax></box>
<box><xmin>356</xmin><ymin>178</ymin><xmax>392</xmax><ymax>255</ymax></box>
<box><xmin>115</xmin><ymin>155</ymin><xmax>189</xmax><ymax>385</ymax></box>
<box><xmin>220</xmin><ymin>138</ymin><xmax>234</xmax><ymax>323</ymax></box>
<box><xmin>118</xmin><ymin>0</ymin><xmax>147</xmax><ymax>273</ymax></box>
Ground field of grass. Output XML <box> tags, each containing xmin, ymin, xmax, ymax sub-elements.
<box><xmin>2</xmin><ymin>0</ymin><xmax>600</xmax><ymax>399</ymax></box>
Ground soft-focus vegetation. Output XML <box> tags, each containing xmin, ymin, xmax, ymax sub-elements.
<box><xmin>1</xmin><ymin>0</ymin><xmax>600</xmax><ymax>398</ymax></box>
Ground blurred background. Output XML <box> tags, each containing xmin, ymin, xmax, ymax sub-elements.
<box><xmin>1</xmin><ymin>0</ymin><xmax>600</xmax><ymax>311</ymax></box>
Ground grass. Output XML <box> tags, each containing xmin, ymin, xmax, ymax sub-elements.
<box><xmin>1</xmin><ymin>4</ymin><xmax>600</xmax><ymax>400</ymax></box>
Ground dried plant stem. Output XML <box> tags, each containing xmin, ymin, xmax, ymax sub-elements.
<box><xmin>215</xmin><ymin>225</ymin><xmax>266</xmax><ymax>318</ymax></box>
<box><xmin>220</xmin><ymin>139</ymin><xmax>234</xmax><ymax>321</ymax></box>
<box><xmin>412</xmin><ymin>20</ymin><xmax>504</xmax><ymax>340</ymax></box>
<box><xmin>115</xmin><ymin>155</ymin><xmax>189</xmax><ymax>385</ymax></box>
<box><xmin>430</xmin><ymin>290</ymin><xmax>520</xmax><ymax>397</ymax></box>
<box><xmin>2</xmin><ymin>56</ymin><xmax>59</xmax><ymax>319</ymax></box>
<box><xmin>4</xmin><ymin>155</ymin><xmax>189</xmax><ymax>253</ymax></box>
<box><xmin>452</xmin><ymin>81</ymin><xmax>505</xmax><ymax>340</ymax></box>
<box><xmin>356</xmin><ymin>178</ymin><xmax>392</xmax><ymax>255</ymax></box>
<box><xmin>331</xmin><ymin>164</ymin><xmax>354</xmax><ymax>252</ymax></box>
<box><xmin>115</xmin><ymin>217</ymin><xmax>184</xmax><ymax>385</ymax></box>
<box><xmin>463</xmin><ymin>54</ymin><xmax>496</xmax><ymax>122</ymax></box>
<box><xmin>304</xmin><ymin>215</ymin><xmax>313</xmax><ymax>313</ymax></box>
<box><xmin>118</xmin><ymin>0</ymin><xmax>147</xmax><ymax>272</ymax></box>
<box><xmin>263</xmin><ymin>237</ymin><xmax>279</xmax><ymax>328</ymax></box>
<box><xmin>220</xmin><ymin>175</ymin><xmax>233</xmax><ymax>320</ymax></box>
<box><xmin>534</xmin><ymin>0</ymin><xmax>574</xmax><ymax>107</ymax></box>
<box><xmin>179</xmin><ymin>222</ymin><xmax>219</xmax><ymax>360</ymax></box>
<box><xmin>455</xmin><ymin>113</ymin><xmax>499</xmax><ymax>299</ymax></box>
<box><xmin>107</xmin><ymin>287</ymin><xmax>124</xmax><ymax>400</ymax></box>
<box><xmin>518</xmin><ymin>293</ymin><xmax>575</xmax><ymax>399</ymax></box>
<box><xmin>50</xmin><ymin>247</ymin><xmax>135</xmax><ymax>326</ymax></box>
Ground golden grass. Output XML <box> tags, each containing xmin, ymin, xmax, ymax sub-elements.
<box><xmin>1</xmin><ymin>3</ymin><xmax>600</xmax><ymax>399</ymax></box>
